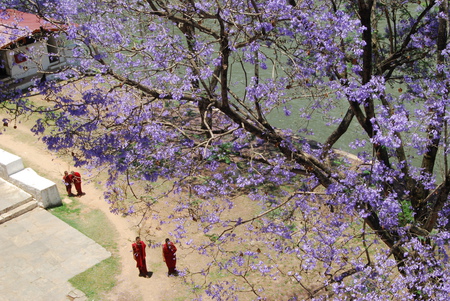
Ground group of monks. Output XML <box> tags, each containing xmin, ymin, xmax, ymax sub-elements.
<box><xmin>64</xmin><ymin>169</ymin><xmax>178</xmax><ymax>278</ymax></box>
<box><xmin>64</xmin><ymin>169</ymin><xmax>177</xmax><ymax>278</ymax></box>
<box><xmin>132</xmin><ymin>237</ymin><xmax>178</xmax><ymax>278</ymax></box>
<box><xmin>62</xmin><ymin>170</ymin><xmax>84</xmax><ymax>197</ymax></box>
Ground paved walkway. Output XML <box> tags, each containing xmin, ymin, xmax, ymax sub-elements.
<box><xmin>0</xmin><ymin>148</ymin><xmax>111</xmax><ymax>301</ymax></box>
<box><xmin>0</xmin><ymin>199</ymin><xmax>111</xmax><ymax>301</ymax></box>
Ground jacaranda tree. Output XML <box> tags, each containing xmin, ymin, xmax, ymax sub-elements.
<box><xmin>3</xmin><ymin>0</ymin><xmax>450</xmax><ymax>299</ymax></box>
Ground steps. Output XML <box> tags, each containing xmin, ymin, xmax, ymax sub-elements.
<box><xmin>0</xmin><ymin>177</ymin><xmax>38</xmax><ymax>224</ymax></box>
<box><xmin>0</xmin><ymin>199</ymin><xmax>38</xmax><ymax>224</ymax></box>
<box><xmin>0</xmin><ymin>148</ymin><xmax>61</xmax><ymax>208</ymax></box>
<box><xmin>0</xmin><ymin>148</ymin><xmax>60</xmax><ymax>223</ymax></box>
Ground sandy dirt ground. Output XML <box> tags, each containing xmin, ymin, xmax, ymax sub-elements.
<box><xmin>0</xmin><ymin>120</ymin><xmax>191</xmax><ymax>301</ymax></box>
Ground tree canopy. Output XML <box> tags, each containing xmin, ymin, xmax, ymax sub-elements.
<box><xmin>2</xmin><ymin>0</ymin><xmax>450</xmax><ymax>299</ymax></box>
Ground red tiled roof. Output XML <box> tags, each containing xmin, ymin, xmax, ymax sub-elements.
<box><xmin>0</xmin><ymin>9</ymin><xmax>63</xmax><ymax>49</ymax></box>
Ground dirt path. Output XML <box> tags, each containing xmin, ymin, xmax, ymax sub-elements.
<box><xmin>0</xmin><ymin>124</ymin><xmax>188</xmax><ymax>300</ymax></box>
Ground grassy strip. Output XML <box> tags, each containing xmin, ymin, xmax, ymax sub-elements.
<box><xmin>49</xmin><ymin>198</ymin><xmax>120</xmax><ymax>301</ymax></box>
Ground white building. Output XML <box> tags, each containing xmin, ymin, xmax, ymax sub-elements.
<box><xmin>0</xmin><ymin>9</ymin><xmax>73</xmax><ymax>91</ymax></box>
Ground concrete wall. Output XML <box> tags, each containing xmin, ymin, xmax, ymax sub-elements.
<box><xmin>0</xmin><ymin>149</ymin><xmax>23</xmax><ymax>178</ymax></box>
<box><xmin>0</xmin><ymin>148</ymin><xmax>61</xmax><ymax>208</ymax></box>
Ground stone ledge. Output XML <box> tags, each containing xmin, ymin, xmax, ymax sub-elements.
<box><xmin>0</xmin><ymin>149</ymin><xmax>24</xmax><ymax>178</ymax></box>
<box><xmin>0</xmin><ymin>148</ymin><xmax>61</xmax><ymax>208</ymax></box>
<box><xmin>9</xmin><ymin>168</ymin><xmax>61</xmax><ymax>208</ymax></box>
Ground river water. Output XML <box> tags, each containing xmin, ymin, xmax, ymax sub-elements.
<box><xmin>226</xmin><ymin>50</ymin><xmax>366</xmax><ymax>154</ymax></box>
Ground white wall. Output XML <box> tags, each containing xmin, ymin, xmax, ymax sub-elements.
<box><xmin>5</xmin><ymin>37</ymin><xmax>69</xmax><ymax>80</ymax></box>
<box><xmin>7</xmin><ymin>41</ymin><xmax>46</xmax><ymax>79</ymax></box>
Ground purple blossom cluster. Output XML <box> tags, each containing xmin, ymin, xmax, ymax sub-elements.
<box><xmin>3</xmin><ymin>0</ymin><xmax>450</xmax><ymax>299</ymax></box>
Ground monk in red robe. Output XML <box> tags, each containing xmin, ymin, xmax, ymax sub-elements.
<box><xmin>63</xmin><ymin>171</ymin><xmax>74</xmax><ymax>196</ymax></box>
<box><xmin>70</xmin><ymin>170</ymin><xmax>84</xmax><ymax>196</ymax></box>
<box><xmin>132</xmin><ymin>237</ymin><xmax>149</xmax><ymax>277</ymax></box>
<box><xmin>162</xmin><ymin>238</ymin><xmax>178</xmax><ymax>276</ymax></box>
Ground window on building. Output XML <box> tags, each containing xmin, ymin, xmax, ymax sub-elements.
<box><xmin>14</xmin><ymin>52</ymin><xmax>27</xmax><ymax>63</ymax></box>
<box><xmin>0</xmin><ymin>53</ymin><xmax>8</xmax><ymax>78</ymax></box>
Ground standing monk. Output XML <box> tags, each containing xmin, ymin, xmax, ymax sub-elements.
<box><xmin>162</xmin><ymin>238</ymin><xmax>178</xmax><ymax>276</ymax></box>
<box><xmin>71</xmin><ymin>170</ymin><xmax>84</xmax><ymax>196</ymax></box>
<box><xmin>132</xmin><ymin>237</ymin><xmax>149</xmax><ymax>277</ymax></box>
<box><xmin>63</xmin><ymin>171</ymin><xmax>74</xmax><ymax>197</ymax></box>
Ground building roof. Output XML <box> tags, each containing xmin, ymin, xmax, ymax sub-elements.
<box><xmin>0</xmin><ymin>9</ymin><xmax>63</xmax><ymax>49</ymax></box>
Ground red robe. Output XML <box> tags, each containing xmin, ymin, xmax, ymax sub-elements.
<box><xmin>71</xmin><ymin>171</ymin><xmax>83</xmax><ymax>195</ymax></box>
<box><xmin>162</xmin><ymin>241</ymin><xmax>177</xmax><ymax>274</ymax></box>
<box><xmin>63</xmin><ymin>174</ymin><xmax>73</xmax><ymax>195</ymax></box>
<box><xmin>132</xmin><ymin>240</ymin><xmax>148</xmax><ymax>276</ymax></box>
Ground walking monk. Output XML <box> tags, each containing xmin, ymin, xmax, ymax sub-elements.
<box><xmin>162</xmin><ymin>238</ymin><xmax>178</xmax><ymax>276</ymax></box>
<box><xmin>132</xmin><ymin>237</ymin><xmax>149</xmax><ymax>277</ymax></box>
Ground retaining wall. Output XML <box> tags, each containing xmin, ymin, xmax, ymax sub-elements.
<box><xmin>0</xmin><ymin>148</ymin><xmax>61</xmax><ymax>208</ymax></box>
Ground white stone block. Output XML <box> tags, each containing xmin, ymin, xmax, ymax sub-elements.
<box><xmin>9</xmin><ymin>168</ymin><xmax>61</xmax><ymax>208</ymax></box>
<box><xmin>0</xmin><ymin>149</ymin><xmax>24</xmax><ymax>178</ymax></box>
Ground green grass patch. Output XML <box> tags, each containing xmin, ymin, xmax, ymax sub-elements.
<box><xmin>50</xmin><ymin>199</ymin><xmax>120</xmax><ymax>300</ymax></box>
<box><xmin>69</xmin><ymin>256</ymin><xmax>119</xmax><ymax>300</ymax></box>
